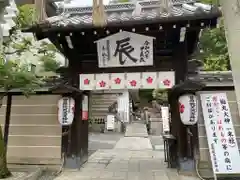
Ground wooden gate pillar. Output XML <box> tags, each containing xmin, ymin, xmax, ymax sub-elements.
<box><xmin>62</xmin><ymin>56</ymin><xmax>89</xmax><ymax>168</ymax></box>
<box><xmin>168</xmin><ymin>39</ymin><xmax>189</xmax><ymax>167</ymax></box>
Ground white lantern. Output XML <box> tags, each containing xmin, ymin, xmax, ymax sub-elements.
<box><xmin>58</xmin><ymin>97</ymin><xmax>75</xmax><ymax>126</ymax></box>
<box><xmin>178</xmin><ymin>94</ymin><xmax>198</xmax><ymax>125</ymax></box>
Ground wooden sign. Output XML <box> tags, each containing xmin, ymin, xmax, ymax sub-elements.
<box><xmin>200</xmin><ymin>93</ymin><xmax>240</xmax><ymax>174</ymax></box>
<box><xmin>161</xmin><ymin>106</ymin><xmax>170</xmax><ymax>132</ymax></box>
<box><xmin>96</xmin><ymin>31</ymin><xmax>155</xmax><ymax>68</ymax></box>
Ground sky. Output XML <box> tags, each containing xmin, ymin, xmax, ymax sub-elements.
<box><xmin>66</xmin><ymin>0</ymin><xmax>111</xmax><ymax>7</ymax></box>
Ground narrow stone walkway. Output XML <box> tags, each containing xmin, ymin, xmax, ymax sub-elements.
<box><xmin>115</xmin><ymin>123</ymin><xmax>152</xmax><ymax>150</ymax></box>
<box><xmin>54</xmin><ymin>122</ymin><xmax>199</xmax><ymax>180</ymax></box>
<box><xmin>125</xmin><ymin>122</ymin><xmax>148</xmax><ymax>137</ymax></box>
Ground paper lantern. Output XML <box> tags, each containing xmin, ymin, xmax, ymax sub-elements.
<box><xmin>179</xmin><ymin>94</ymin><xmax>198</xmax><ymax>125</ymax></box>
<box><xmin>58</xmin><ymin>97</ymin><xmax>75</xmax><ymax>126</ymax></box>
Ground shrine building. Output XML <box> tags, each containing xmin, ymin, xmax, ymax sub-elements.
<box><xmin>24</xmin><ymin>0</ymin><xmax>221</xmax><ymax>173</ymax></box>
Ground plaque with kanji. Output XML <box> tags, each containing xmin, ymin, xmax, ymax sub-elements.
<box><xmin>96</xmin><ymin>31</ymin><xmax>155</xmax><ymax>68</ymax></box>
<box><xmin>79</xmin><ymin>74</ymin><xmax>95</xmax><ymax>90</ymax></box>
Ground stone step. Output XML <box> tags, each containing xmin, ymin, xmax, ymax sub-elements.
<box><xmin>91</xmin><ymin>107</ymin><xmax>111</xmax><ymax>111</ymax></box>
<box><xmin>91</xmin><ymin>95</ymin><xmax>118</xmax><ymax>99</ymax></box>
<box><xmin>114</xmin><ymin>137</ymin><xmax>152</xmax><ymax>150</ymax></box>
<box><xmin>90</xmin><ymin>92</ymin><xmax>119</xmax><ymax>120</ymax></box>
<box><xmin>125</xmin><ymin>123</ymin><xmax>148</xmax><ymax>138</ymax></box>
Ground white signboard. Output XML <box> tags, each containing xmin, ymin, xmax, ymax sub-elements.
<box><xmin>79</xmin><ymin>71</ymin><xmax>175</xmax><ymax>90</ymax></box>
<box><xmin>58</xmin><ymin>97</ymin><xmax>75</xmax><ymax>126</ymax></box>
<box><xmin>96</xmin><ymin>31</ymin><xmax>155</xmax><ymax>68</ymax></box>
<box><xmin>106</xmin><ymin>114</ymin><xmax>115</xmax><ymax>130</ymax></box>
<box><xmin>179</xmin><ymin>94</ymin><xmax>198</xmax><ymax>125</ymax></box>
<box><xmin>200</xmin><ymin>93</ymin><xmax>240</xmax><ymax>174</ymax></box>
<box><xmin>161</xmin><ymin>106</ymin><xmax>170</xmax><ymax>132</ymax></box>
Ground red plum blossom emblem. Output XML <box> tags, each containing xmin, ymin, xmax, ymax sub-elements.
<box><xmin>163</xmin><ymin>79</ymin><xmax>171</xmax><ymax>86</ymax></box>
<box><xmin>99</xmin><ymin>80</ymin><xmax>106</xmax><ymax>87</ymax></box>
<box><xmin>114</xmin><ymin>78</ymin><xmax>121</xmax><ymax>84</ymax></box>
<box><xmin>130</xmin><ymin>80</ymin><xmax>137</xmax><ymax>87</ymax></box>
<box><xmin>179</xmin><ymin>103</ymin><xmax>185</xmax><ymax>113</ymax></box>
<box><xmin>84</xmin><ymin>79</ymin><xmax>90</xmax><ymax>85</ymax></box>
<box><xmin>146</xmin><ymin>77</ymin><xmax>153</xmax><ymax>84</ymax></box>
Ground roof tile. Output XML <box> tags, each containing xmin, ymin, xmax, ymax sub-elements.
<box><xmin>40</xmin><ymin>0</ymin><xmax>220</xmax><ymax>29</ymax></box>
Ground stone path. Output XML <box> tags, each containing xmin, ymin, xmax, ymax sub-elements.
<box><xmin>54</xmin><ymin>122</ymin><xmax>199</xmax><ymax>180</ymax></box>
<box><xmin>114</xmin><ymin>137</ymin><xmax>152</xmax><ymax>150</ymax></box>
<box><xmin>125</xmin><ymin>123</ymin><xmax>148</xmax><ymax>137</ymax></box>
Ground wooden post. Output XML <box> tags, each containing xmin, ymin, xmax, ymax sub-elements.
<box><xmin>63</xmin><ymin>50</ymin><xmax>89</xmax><ymax>168</ymax></box>
<box><xmin>35</xmin><ymin>0</ymin><xmax>47</xmax><ymax>22</ymax></box>
<box><xmin>4</xmin><ymin>94</ymin><xmax>12</xmax><ymax>149</ymax></box>
<box><xmin>92</xmin><ymin>0</ymin><xmax>106</xmax><ymax>27</ymax></box>
<box><xmin>170</xmin><ymin>36</ymin><xmax>189</xmax><ymax>163</ymax></box>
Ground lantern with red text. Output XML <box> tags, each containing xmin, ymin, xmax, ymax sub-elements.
<box><xmin>58</xmin><ymin>97</ymin><xmax>75</xmax><ymax>126</ymax></box>
<box><xmin>178</xmin><ymin>94</ymin><xmax>198</xmax><ymax>125</ymax></box>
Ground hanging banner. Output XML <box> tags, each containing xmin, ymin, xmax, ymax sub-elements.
<box><xmin>58</xmin><ymin>97</ymin><xmax>75</xmax><ymax>126</ymax></box>
<box><xmin>161</xmin><ymin>106</ymin><xmax>170</xmax><ymax>132</ymax></box>
<box><xmin>82</xmin><ymin>95</ymin><xmax>88</xmax><ymax>120</ymax></box>
<box><xmin>79</xmin><ymin>71</ymin><xmax>175</xmax><ymax>90</ymax></box>
<box><xmin>96</xmin><ymin>31</ymin><xmax>155</xmax><ymax>68</ymax></box>
<box><xmin>179</xmin><ymin>94</ymin><xmax>198</xmax><ymax>125</ymax></box>
<box><xmin>200</xmin><ymin>93</ymin><xmax>240</xmax><ymax>174</ymax></box>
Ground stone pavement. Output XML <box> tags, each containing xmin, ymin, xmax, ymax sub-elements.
<box><xmin>125</xmin><ymin>123</ymin><xmax>148</xmax><ymax>137</ymax></box>
<box><xmin>114</xmin><ymin>137</ymin><xmax>152</xmax><ymax>150</ymax></box>
<box><xmin>54</xmin><ymin>122</ymin><xmax>199</xmax><ymax>180</ymax></box>
<box><xmin>54</xmin><ymin>149</ymin><xmax>198</xmax><ymax>180</ymax></box>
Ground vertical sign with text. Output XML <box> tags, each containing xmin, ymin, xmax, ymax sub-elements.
<box><xmin>200</xmin><ymin>93</ymin><xmax>240</xmax><ymax>174</ymax></box>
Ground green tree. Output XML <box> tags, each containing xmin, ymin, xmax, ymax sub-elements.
<box><xmin>38</xmin><ymin>41</ymin><xmax>61</xmax><ymax>72</ymax></box>
<box><xmin>0</xmin><ymin>4</ymin><xmax>60</xmax><ymax>178</ymax></box>
<box><xmin>199</xmin><ymin>20</ymin><xmax>229</xmax><ymax>71</ymax></box>
<box><xmin>198</xmin><ymin>0</ymin><xmax>230</xmax><ymax>71</ymax></box>
<box><xmin>16</xmin><ymin>4</ymin><xmax>61</xmax><ymax>73</ymax></box>
<box><xmin>0</xmin><ymin>40</ymin><xmax>42</xmax><ymax>178</ymax></box>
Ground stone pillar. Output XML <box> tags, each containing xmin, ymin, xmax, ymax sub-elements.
<box><xmin>220</xmin><ymin>0</ymin><xmax>240</xmax><ymax>116</ymax></box>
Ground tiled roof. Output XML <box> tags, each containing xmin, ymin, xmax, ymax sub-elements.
<box><xmin>41</xmin><ymin>0</ymin><xmax>220</xmax><ymax>29</ymax></box>
<box><xmin>188</xmin><ymin>71</ymin><xmax>234</xmax><ymax>87</ymax></box>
